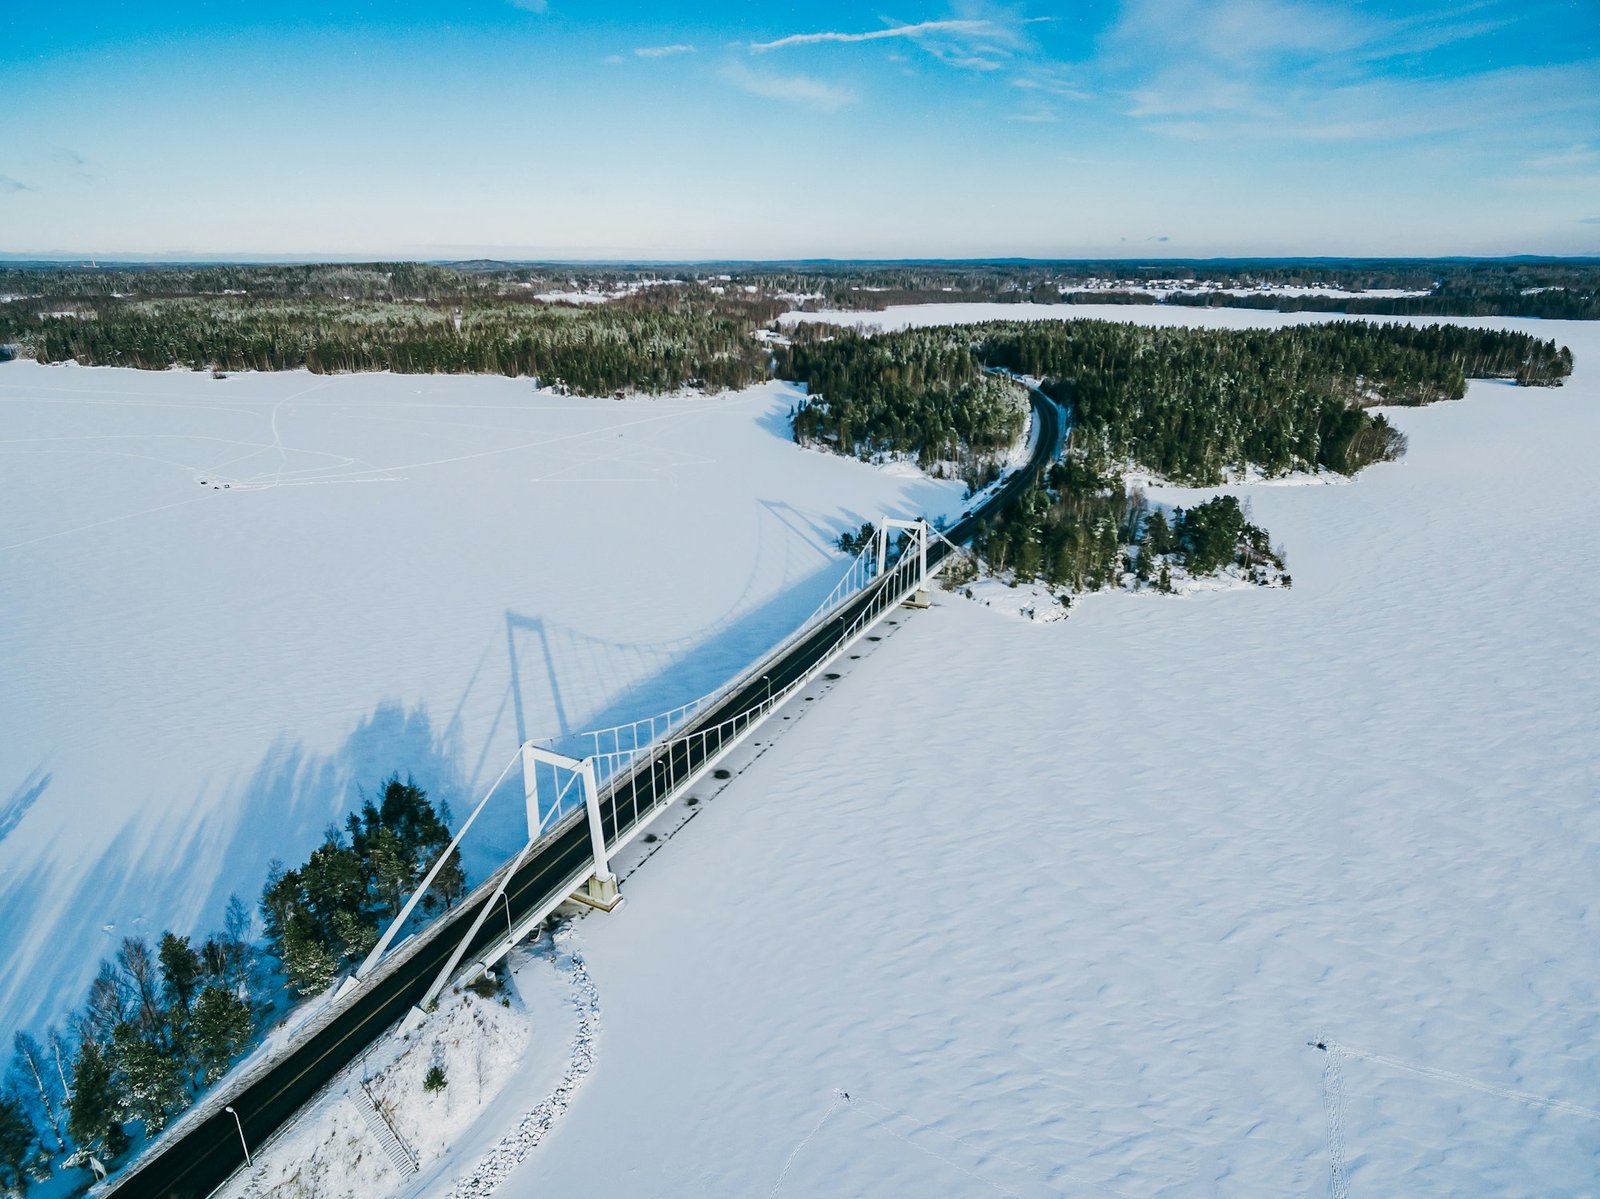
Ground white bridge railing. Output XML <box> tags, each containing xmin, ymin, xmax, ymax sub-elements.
<box><xmin>355</xmin><ymin>516</ymin><xmax>957</xmax><ymax>1007</ymax></box>
<box><xmin>546</xmin><ymin>527</ymin><xmax>889</xmax><ymax>792</ymax></box>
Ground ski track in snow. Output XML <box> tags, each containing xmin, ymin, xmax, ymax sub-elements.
<box><xmin>1324</xmin><ymin>1038</ymin><xmax>1600</xmax><ymax>1123</ymax></box>
<box><xmin>1320</xmin><ymin>1045</ymin><xmax>1350</xmax><ymax>1199</ymax></box>
<box><xmin>0</xmin><ymin>494</ymin><xmax>208</xmax><ymax>553</ymax></box>
<box><xmin>767</xmin><ymin>1092</ymin><xmax>849</xmax><ymax>1197</ymax></box>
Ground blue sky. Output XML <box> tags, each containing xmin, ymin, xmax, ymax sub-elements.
<box><xmin>2</xmin><ymin>0</ymin><xmax>1597</xmax><ymax>258</ymax></box>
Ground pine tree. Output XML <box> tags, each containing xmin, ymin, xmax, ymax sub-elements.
<box><xmin>158</xmin><ymin>933</ymin><xmax>202</xmax><ymax>1016</ymax></box>
<box><xmin>1143</xmin><ymin>509</ymin><xmax>1172</xmax><ymax>556</ymax></box>
<box><xmin>258</xmin><ymin>859</ymin><xmax>295</xmax><ymax>960</ymax></box>
<box><xmin>427</xmin><ymin>836</ymin><xmax>466</xmax><ymax>913</ymax></box>
<box><xmin>281</xmin><ymin>914</ymin><xmax>337</xmax><ymax>996</ymax></box>
<box><xmin>190</xmin><ymin>988</ymin><xmax>253</xmax><ymax>1085</ymax></box>
<box><xmin>66</xmin><ymin>1041</ymin><xmax>127</xmax><ymax>1165</ymax></box>
<box><xmin>0</xmin><ymin>1091</ymin><xmax>35</xmax><ymax>1197</ymax></box>
<box><xmin>108</xmin><ymin>1023</ymin><xmax>186</xmax><ymax>1135</ymax></box>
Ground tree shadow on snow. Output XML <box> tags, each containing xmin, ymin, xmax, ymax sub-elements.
<box><xmin>753</xmin><ymin>384</ymin><xmax>806</xmax><ymax>447</ymax></box>
<box><xmin>0</xmin><ymin>700</ymin><xmax>469</xmax><ymax>1046</ymax></box>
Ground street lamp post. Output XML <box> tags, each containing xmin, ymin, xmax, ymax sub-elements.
<box><xmin>499</xmin><ymin>892</ymin><xmax>518</xmax><ymax>972</ymax></box>
<box><xmin>224</xmin><ymin>1105</ymin><xmax>252</xmax><ymax>1168</ymax></box>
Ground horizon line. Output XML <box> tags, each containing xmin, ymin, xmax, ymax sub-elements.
<box><xmin>3</xmin><ymin>253</ymin><xmax>1599</xmax><ymax>268</ymax></box>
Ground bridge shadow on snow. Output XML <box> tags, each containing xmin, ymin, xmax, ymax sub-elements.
<box><xmin>1</xmin><ymin>522</ymin><xmax>864</xmax><ymax>1045</ymax></box>
<box><xmin>0</xmin><ymin>465</ymin><xmax>944</xmax><ymax>1045</ymax></box>
<box><xmin>183</xmin><ymin>702</ymin><xmax>473</xmax><ymax>925</ymax></box>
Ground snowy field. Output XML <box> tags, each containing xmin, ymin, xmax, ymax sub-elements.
<box><xmin>506</xmin><ymin>314</ymin><xmax>1600</xmax><ymax>1196</ymax></box>
<box><xmin>0</xmin><ymin>367</ymin><xmax>964</xmax><ymax>1048</ymax></box>
<box><xmin>5</xmin><ymin>307</ymin><xmax>1597</xmax><ymax>1198</ymax></box>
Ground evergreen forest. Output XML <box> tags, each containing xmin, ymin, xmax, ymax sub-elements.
<box><xmin>0</xmin><ymin>290</ymin><xmax>778</xmax><ymax>395</ymax></box>
<box><xmin>0</xmin><ymin>776</ymin><xmax>459</xmax><ymax>1191</ymax></box>
<box><xmin>780</xmin><ymin>318</ymin><xmax>1571</xmax><ymax>594</ymax></box>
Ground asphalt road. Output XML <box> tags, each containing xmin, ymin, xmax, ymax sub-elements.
<box><xmin>106</xmin><ymin>384</ymin><xmax>1063</xmax><ymax>1199</ymax></box>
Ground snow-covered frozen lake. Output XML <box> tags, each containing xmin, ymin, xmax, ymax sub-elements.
<box><xmin>509</xmin><ymin>312</ymin><xmax>1600</xmax><ymax>1196</ymax></box>
<box><xmin>0</xmin><ymin>367</ymin><xmax>963</xmax><ymax>1047</ymax></box>
<box><xmin>5</xmin><ymin>307</ymin><xmax>1596</xmax><ymax>1198</ymax></box>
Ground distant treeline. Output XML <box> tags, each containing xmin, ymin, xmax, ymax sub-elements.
<box><xmin>1162</xmin><ymin>287</ymin><xmax>1600</xmax><ymax>321</ymax></box>
<box><xmin>0</xmin><ymin>262</ymin><xmax>681</xmax><ymax>303</ymax></box>
<box><xmin>0</xmin><ymin>262</ymin><xmax>497</xmax><ymax>302</ymax></box>
<box><xmin>768</xmin><ymin>258</ymin><xmax>1600</xmax><ymax>317</ymax></box>
<box><xmin>0</xmin><ymin>290</ymin><xmax>778</xmax><ymax>394</ymax></box>
<box><xmin>0</xmin><ymin>776</ymin><xmax>459</xmax><ymax>1190</ymax></box>
<box><xmin>3</xmin><ymin>258</ymin><xmax>1597</xmax><ymax>319</ymax></box>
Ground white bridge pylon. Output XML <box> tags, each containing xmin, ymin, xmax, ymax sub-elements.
<box><xmin>357</xmin><ymin>516</ymin><xmax>937</xmax><ymax>1009</ymax></box>
<box><xmin>877</xmin><ymin>517</ymin><xmax>930</xmax><ymax>607</ymax></box>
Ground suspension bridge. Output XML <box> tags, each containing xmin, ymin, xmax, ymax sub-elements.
<box><xmin>105</xmin><ymin>384</ymin><xmax>1064</xmax><ymax>1199</ymax></box>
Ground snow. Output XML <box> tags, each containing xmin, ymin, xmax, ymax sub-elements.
<box><xmin>7</xmin><ymin>305</ymin><xmax>1598</xmax><ymax>1196</ymax></box>
<box><xmin>209</xmin><ymin>931</ymin><xmax>585</xmax><ymax>1199</ymax></box>
<box><xmin>953</xmin><ymin>574</ymin><xmax>1069</xmax><ymax>622</ymax></box>
<box><xmin>529</xmin><ymin>291</ymin><xmax>610</xmax><ymax>304</ymax></box>
<box><xmin>436</xmin><ymin>927</ymin><xmax>599</xmax><ymax>1198</ymax></box>
<box><xmin>0</xmin><ymin>367</ymin><xmax>965</xmax><ymax>1050</ymax></box>
<box><xmin>501</xmin><ymin>317</ymin><xmax>1600</xmax><ymax>1195</ymax></box>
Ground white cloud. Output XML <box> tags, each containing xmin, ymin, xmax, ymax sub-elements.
<box><xmin>1104</xmin><ymin>0</ymin><xmax>1508</xmax><ymax>73</ymax></box>
<box><xmin>1128</xmin><ymin>60</ymin><xmax>1600</xmax><ymax>145</ymax></box>
<box><xmin>747</xmin><ymin>9</ymin><xmax>1054</xmax><ymax>83</ymax></box>
<box><xmin>722</xmin><ymin>62</ymin><xmax>857</xmax><ymax>111</ymax></box>
<box><xmin>750</xmin><ymin>19</ymin><xmax>994</xmax><ymax>53</ymax></box>
<box><xmin>1107</xmin><ymin>0</ymin><xmax>1368</xmax><ymax>67</ymax></box>
<box><xmin>1011</xmin><ymin>66</ymin><xmax>1091</xmax><ymax>101</ymax></box>
<box><xmin>1093</xmin><ymin>0</ymin><xmax>1600</xmax><ymax>153</ymax></box>
<box><xmin>1501</xmin><ymin>170</ymin><xmax>1600</xmax><ymax>194</ymax></box>
<box><xmin>1525</xmin><ymin>144</ymin><xmax>1599</xmax><ymax>171</ymax></box>
<box><xmin>635</xmin><ymin>44</ymin><xmax>696</xmax><ymax>59</ymax></box>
